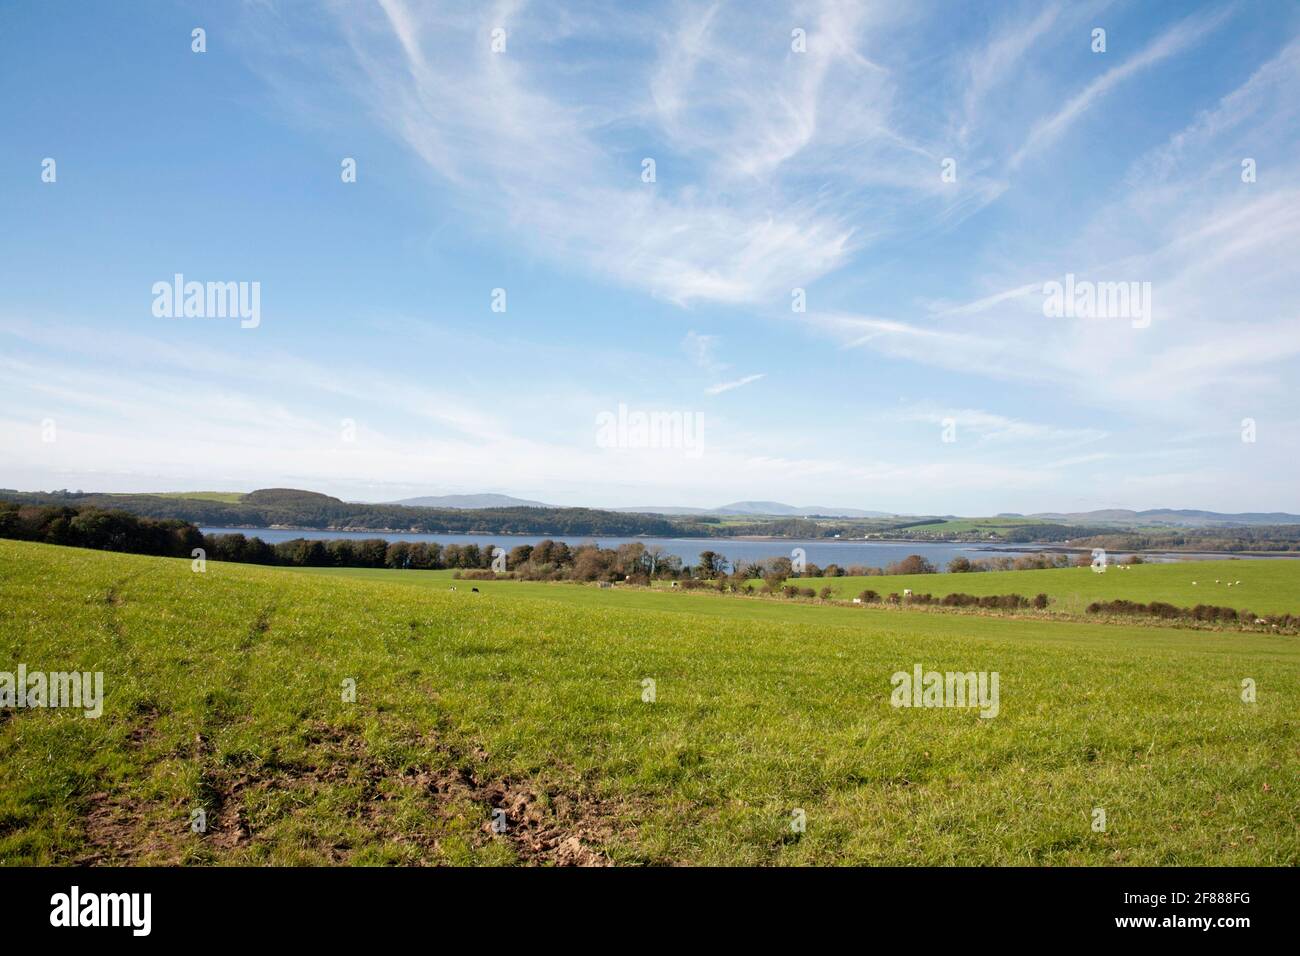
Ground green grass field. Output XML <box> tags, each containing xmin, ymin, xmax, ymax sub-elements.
<box><xmin>778</xmin><ymin>559</ymin><xmax>1300</xmax><ymax>615</ymax></box>
<box><xmin>890</xmin><ymin>517</ymin><xmax>1043</xmax><ymax>535</ymax></box>
<box><xmin>137</xmin><ymin>491</ymin><xmax>247</xmax><ymax>503</ymax></box>
<box><xmin>2</xmin><ymin>540</ymin><xmax>1296</xmax><ymax>866</ymax></box>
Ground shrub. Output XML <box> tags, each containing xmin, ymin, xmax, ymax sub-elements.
<box><xmin>457</xmin><ymin>568</ymin><xmax>504</xmax><ymax>580</ymax></box>
<box><xmin>885</xmin><ymin>554</ymin><xmax>937</xmax><ymax>575</ymax></box>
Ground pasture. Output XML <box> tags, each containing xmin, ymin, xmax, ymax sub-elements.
<box><xmin>1</xmin><ymin>540</ymin><xmax>1296</xmax><ymax>866</ymax></box>
<box><xmin>777</xmin><ymin>559</ymin><xmax>1300</xmax><ymax>615</ymax></box>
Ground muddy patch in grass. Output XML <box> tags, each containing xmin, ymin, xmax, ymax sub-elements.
<box><xmin>73</xmin><ymin>719</ymin><xmax>626</xmax><ymax>866</ymax></box>
<box><xmin>74</xmin><ymin>792</ymin><xmax>186</xmax><ymax>865</ymax></box>
<box><xmin>200</xmin><ymin>723</ymin><xmax>621</xmax><ymax>865</ymax></box>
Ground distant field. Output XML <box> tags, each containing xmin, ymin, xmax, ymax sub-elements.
<box><xmin>143</xmin><ymin>491</ymin><xmax>246</xmax><ymax>503</ymax></box>
<box><xmin>289</xmin><ymin>559</ymin><xmax>1300</xmax><ymax>621</ymax></box>
<box><xmin>775</xmin><ymin>559</ymin><xmax>1300</xmax><ymax>616</ymax></box>
<box><xmin>3</xmin><ymin>540</ymin><xmax>1296</xmax><ymax>866</ymax></box>
<box><xmin>894</xmin><ymin>517</ymin><xmax>1044</xmax><ymax>535</ymax></box>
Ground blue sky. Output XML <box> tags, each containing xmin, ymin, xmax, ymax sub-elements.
<box><xmin>2</xmin><ymin>0</ymin><xmax>1298</xmax><ymax>513</ymax></box>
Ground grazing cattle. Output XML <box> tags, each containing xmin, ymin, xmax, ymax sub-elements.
<box><xmin>903</xmin><ymin>588</ymin><xmax>912</xmax><ymax>597</ymax></box>
<box><xmin>471</xmin><ymin>587</ymin><xmax>480</xmax><ymax>593</ymax></box>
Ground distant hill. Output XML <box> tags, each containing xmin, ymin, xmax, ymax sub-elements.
<box><xmin>614</xmin><ymin>505</ymin><xmax>714</xmax><ymax>516</ymax></box>
<box><xmin>242</xmin><ymin>488</ymin><xmax>341</xmax><ymax>506</ymax></box>
<box><xmin>615</xmin><ymin>501</ymin><xmax>892</xmax><ymax>518</ymax></box>
<box><xmin>715</xmin><ymin>501</ymin><xmax>892</xmax><ymax>518</ymax></box>
<box><xmin>1029</xmin><ymin>508</ymin><xmax>1300</xmax><ymax>527</ymax></box>
<box><xmin>391</xmin><ymin>493</ymin><xmax>552</xmax><ymax>509</ymax></box>
<box><xmin>0</xmin><ymin>488</ymin><xmax>681</xmax><ymax>537</ymax></box>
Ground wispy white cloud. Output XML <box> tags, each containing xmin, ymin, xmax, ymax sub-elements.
<box><xmin>898</xmin><ymin>405</ymin><xmax>1108</xmax><ymax>445</ymax></box>
<box><xmin>705</xmin><ymin>373</ymin><xmax>765</xmax><ymax>395</ymax></box>
<box><xmin>1010</xmin><ymin>8</ymin><xmax>1233</xmax><ymax>169</ymax></box>
<box><xmin>956</xmin><ymin>2</ymin><xmax>1062</xmax><ymax>148</ymax></box>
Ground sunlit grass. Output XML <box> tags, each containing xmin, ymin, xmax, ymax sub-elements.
<box><xmin>2</xmin><ymin>540</ymin><xmax>1296</xmax><ymax>866</ymax></box>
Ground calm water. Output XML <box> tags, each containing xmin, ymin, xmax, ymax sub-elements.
<box><xmin>201</xmin><ymin>527</ymin><xmax>1044</xmax><ymax>569</ymax></box>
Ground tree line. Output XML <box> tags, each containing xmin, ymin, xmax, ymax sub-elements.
<box><xmin>0</xmin><ymin>502</ymin><xmax>203</xmax><ymax>556</ymax></box>
<box><xmin>0</xmin><ymin>488</ymin><xmax>686</xmax><ymax>538</ymax></box>
<box><xmin>0</xmin><ymin>501</ymin><xmax>711</xmax><ymax>578</ymax></box>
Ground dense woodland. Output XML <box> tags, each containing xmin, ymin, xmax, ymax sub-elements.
<box><xmin>1069</xmin><ymin>529</ymin><xmax>1300</xmax><ymax>553</ymax></box>
<box><xmin>0</xmin><ymin>502</ymin><xmax>203</xmax><ymax>557</ymax></box>
<box><xmin>0</xmin><ymin>488</ymin><xmax>686</xmax><ymax>537</ymax></box>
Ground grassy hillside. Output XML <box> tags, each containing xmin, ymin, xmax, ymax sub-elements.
<box><xmin>891</xmin><ymin>517</ymin><xmax>1044</xmax><ymax>535</ymax></box>
<box><xmin>147</xmin><ymin>491</ymin><xmax>247</xmax><ymax>503</ymax></box>
<box><xmin>288</xmin><ymin>559</ymin><xmax>1300</xmax><ymax>623</ymax></box>
<box><xmin>2</xmin><ymin>540</ymin><xmax>1296</xmax><ymax>865</ymax></box>
<box><xmin>779</xmin><ymin>559</ymin><xmax>1300</xmax><ymax>615</ymax></box>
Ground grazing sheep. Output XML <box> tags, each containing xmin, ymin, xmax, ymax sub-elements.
<box><xmin>1236</xmin><ymin>580</ymin><xmax>1241</xmax><ymax>585</ymax></box>
<box><xmin>903</xmin><ymin>588</ymin><xmax>913</xmax><ymax>597</ymax></box>
<box><xmin>1192</xmin><ymin>581</ymin><xmax>1197</xmax><ymax>585</ymax></box>
<box><xmin>449</xmin><ymin>586</ymin><xmax>457</xmax><ymax>591</ymax></box>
